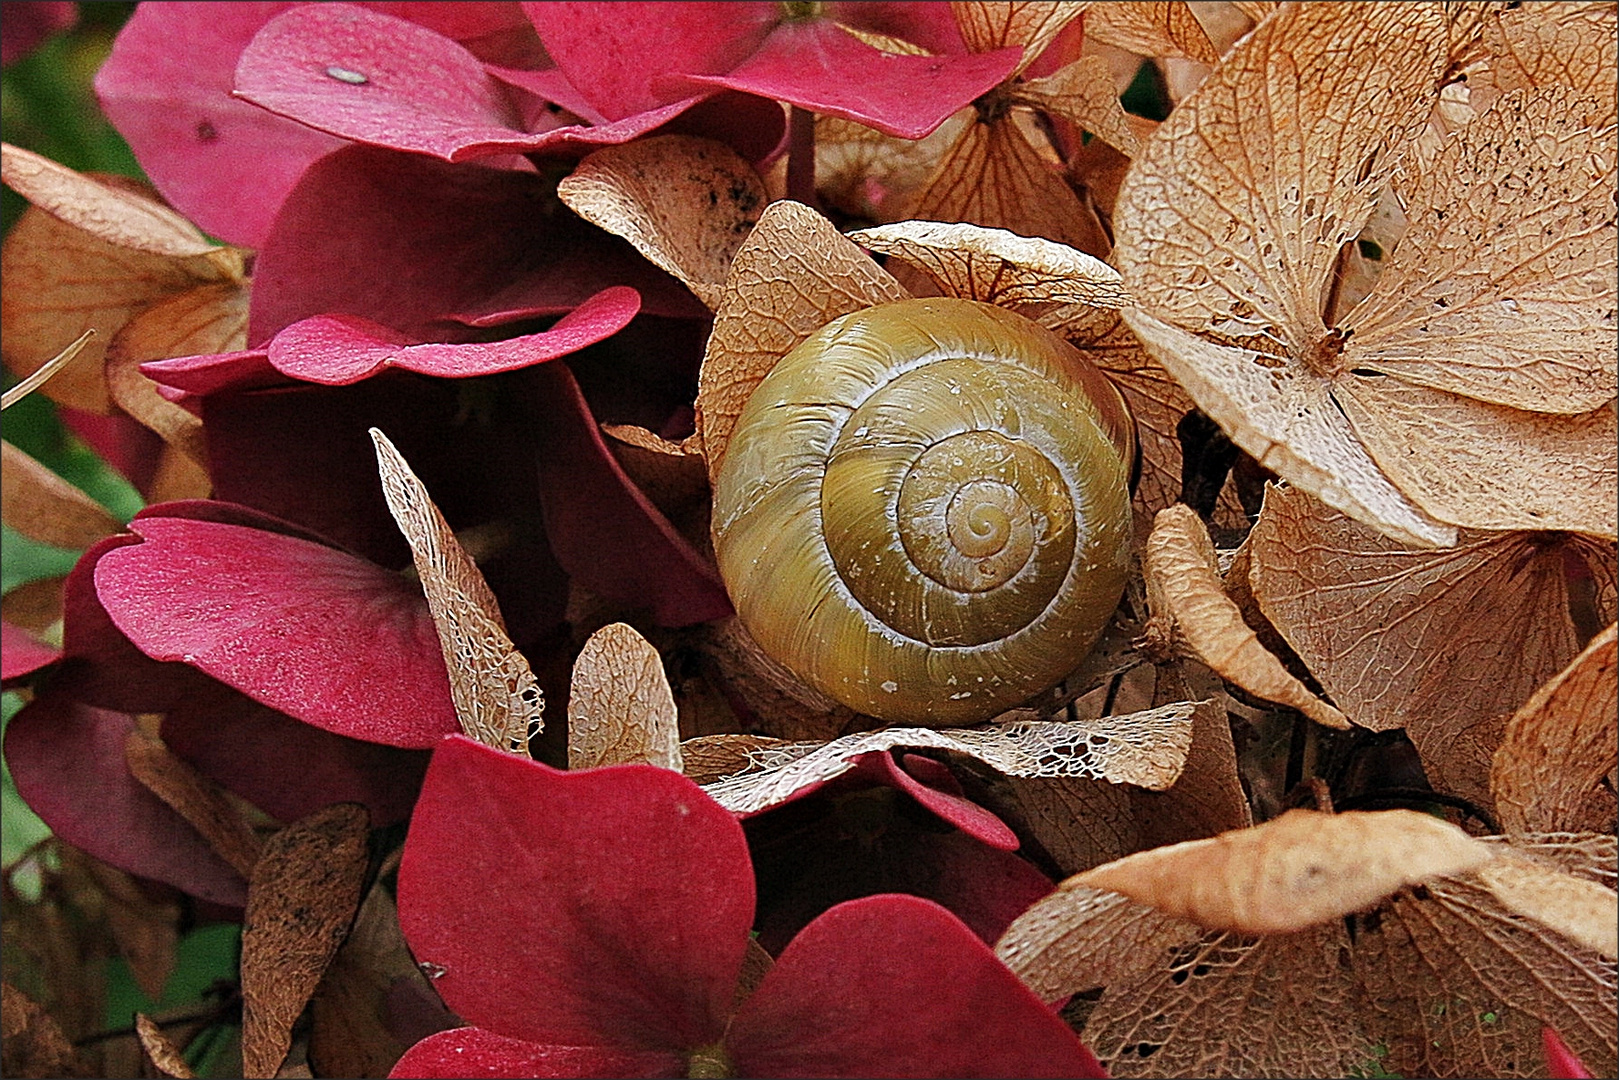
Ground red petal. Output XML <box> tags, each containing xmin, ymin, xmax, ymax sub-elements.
<box><xmin>140</xmin><ymin>349</ymin><xmax>282</xmax><ymax>396</ymax></box>
<box><xmin>397</xmin><ymin>738</ymin><xmax>753</xmax><ymax>1054</ymax></box>
<box><xmin>4</xmin><ymin>694</ymin><xmax>248</xmax><ymax>906</ymax></box>
<box><xmin>93</xmin><ymin>1</ymin><xmax>346</xmax><ymax>247</ymax></box>
<box><xmin>389</xmin><ymin>1027</ymin><xmax>684</xmax><ymax>1079</ymax></box>
<box><xmin>728</xmin><ymin>894</ymin><xmax>1106</xmax><ymax>1078</ymax></box>
<box><xmin>249</xmin><ymin>144</ymin><xmax>704</xmax><ymax>343</ymax></box>
<box><xmin>679</xmin><ymin>21</ymin><xmax>1021</xmax><ymax>139</ymax></box>
<box><xmin>162</xmin><ymin>685</ymin><xmax>428</xmax><ymax>826</ymax></box>
<box><xmin>94</xmin><ymin>516</ymin><xmax>458</xmax><ymax>747</ymax></box>
<box><xmin>1544</xmin><ymin>1026</ymin><xmax>1594</xmax><ymax>1080</ymax></box>
<box><xmin>524</xmin><ymin>2</ymin><xmax>780</xmax><ymax>120</ymax></box>
<box><xmin>880</xmin><ymin>752</ymin><xmax>1019</xmax><ymax>850</ymax></box>
<box><xmin>526</xmin><ymin>362</ymin><xmax>732</xmax><ymax>626</ymax></box>
<box><xmin>1</xmin><ymin>620</ymin><xmax>59</xmax><ymax>684</ymax></box>
<box><xmin>265</xmin><ymin>289</ymin><xmax>640</xmax><ymax>386</ymax></box>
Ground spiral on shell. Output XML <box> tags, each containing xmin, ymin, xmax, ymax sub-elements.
<box><xmin>711</xmin><ymin>297</ymin><xmax>1135</xmax><ymax>726</ymax></box>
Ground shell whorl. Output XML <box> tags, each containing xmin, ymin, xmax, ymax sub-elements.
<box><xmin>711</xmin><ymin>298</ymin><xmax>1134</xmax><ymax>725</ymax></box>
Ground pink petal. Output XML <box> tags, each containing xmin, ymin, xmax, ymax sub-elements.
<box><xmin>729</xmin><ymin>894</ymin><xmax>1107</xmax><ymax>1078</ymax></box>
<box><xmin>678</xmin><ymin>21</ymin><xmax>1021</xmax><ymax>139</ymax></box>
<box><xmin>872</xmin><ymin>752</ymin><xmax>1019</xmax><ymax>850</ymax></box>
<box><xmin>823</xmin><ymin>2</ymin><xmax>969</xmax><ymax>55</ymax></box>
<box><xmin>397</xmin><ymin>737</ymin><xmax>753</xmax><ymax>1054</ymax></box>
<box><xmin>1</xmin><ymin>620</ymin><xmax>59</xmax><ymax>684</ymax></box>
<box><xmin>525</xmin><ymin>362</ymin><xmax>732</xmax><ymax>627</ymax></box>
<box><xmin>161</xmin><ymin>684</ymin><xmax>428</xmax><ymax>826</ymax></box>
<box><xmin>524</xmin><ymin>2</ymin><xmax>780</xmax><ymax>121</ymax></box>
<box><xmin>2</xmin><ymin>1</ymin><xmax>77</xmax><ymax>67</ymax></box>
<box><xmin>249</xmin><ymin>144</ymin><xmax>704</xmax><ymax>343</ymax></box>
<box><xmin>94</xmin><ymin>515</ymin><xmax>458</xmax><ymax>748</ymax></box>
<box><xmin>265</xmin><ymin>288</ymin><xmax>639</xmax><ymax>386</ymax></box>
<box><xmin>1544</xmin><ymin>1027</ymin><xmax>1594</xmax><ymax>1080</ymax></box>
<box><xmin>390</xmin><ymin>1027</ymin><xmax>684</xmax><ymax>1079</ymax></box>
<box><xmin>361</xmin><ymin>3</ymin><xmax>534</xmax><ymax>53</ymax></box>
<box><xmin>4</xmin><ymin>694</ymin><xmax>248</xmax><ymax>906</ymax></box>
<box><xmin>139</xmin><ymin>349</ymin><xmax>281</xmax><ymax>397</ymax></box>
<box><xmin>93</xmin><ymin>1</ymin><xmax>347</xmax><ymax>248</ymax></box>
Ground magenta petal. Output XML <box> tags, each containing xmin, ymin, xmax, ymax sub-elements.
<box><xmin>140</xmin><ymin>348</ymin><xmax>282</xmax><ymax>396</ymax></box>
<box><xmin>235</xmin><ymin>4</ymin><xmax>536</xmax><ymax>161</ymax></box>
<box><xmin>526</xmin><ymin>363</ymin><xmax>732</xmax><ymax>627</ymax></box>
<box><xmin>876</xmin><ymin>752</ymin><xmax>1020</xmax><ymax>850</ymax></box>
<box><xmin>93</xmin><ymin>2</ymin><xmax>346</xmax><ymax>248</ymax></box>
<box><xmin>5</xmin><ymin>694</ymin><xmax>248</xmax><ymax>906</ymax></box>
<box><xmin>525</xmin><ymin>2</ymin><xmax>780</xmax><ymax>120</ymax></box>
<box><xmin>265</xmin><ymin>288</ymin><xmax>640</xmax><ymax>386</ymax></box>
<box><xmin>678</xmin><ymin>21</ymin><xmax>1022</xmax><ymax>139</ymax></box>
<box><xmin>729</xmin><ymin>895</ymin><xmax>1106</xmax><ymax>1079</ymax></box>
<box><xmin>1544</xmin><ymin>1026</ymin><xmax>1594</xmax><ymax>1080</ymax></box>
<box><xmin>397</xmin><ymin>738</ymin><xmax>753</xmax><ymax>1053</ymax></box>
<box><xmin>94</xmin><ymin>516</ymin><xmax>457</xmax><ymax>748</ymax></box>
<box><xmin>162</xmin><ymin>685</ymin><xmax>427</xmax><ymax>827</ymax></box>
<box><xmin>1</xmin><ymin>620</ymin><xmax>59</xmax><ymax>684</ymax></box>
<box><xmin>390</xmin><ymin>1027</ymin><xmax>685</xmax><ymax>1079</ymax></box>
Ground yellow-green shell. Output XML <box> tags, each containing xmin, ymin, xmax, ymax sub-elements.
<box><xmin>711</xmin><ymin>298</ymin><xmax>1134</xmax><ymax>725</ymax></box>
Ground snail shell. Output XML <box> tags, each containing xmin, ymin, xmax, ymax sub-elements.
<box><xmin>711</xmin><ymin>297</ymin><xmax>1135</xmax><ymax>726</ymax></box>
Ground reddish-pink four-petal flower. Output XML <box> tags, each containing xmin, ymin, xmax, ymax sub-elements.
<box><xmin>393</xmin><ymin>736</ymin><xmax>1107</xmax><ymax>1078</ymax></box>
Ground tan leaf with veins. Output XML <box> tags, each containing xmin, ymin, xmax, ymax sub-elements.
<box><xmin>1</xmin><ymin>190</ymin><xmax>245</xmax><ymax>415</ymax></box>
<box><xmin>567</xmin><ymin>622</ymin><xmax>682</xmax><ymax>772</ymax></box>
<box><xmin>848</xmin><ymin>219</ymin><xmax>1129</xmax><ymax>308</ymax></box>
<box><xmin>240</xmin><ymin>804</ymin><xmax>369</xmax><ymax>1080</ymax></box>
<box><xmin>1492</xmin><ymin>623</ymin><xmax>1617</xmax><ymax>835</ymax></box>
<box><xmin>695</xmin><ymin>200</ymin><xmax>906</xmax><ymax>481</ymax></box>
<box><xmin>1115</xmin><ymin>3</ymin><xmax>1457</xmax><ymax>546</ymax></box>
<box><xmin>1014</xmin><ymin>54</ymin><xmax>1141</xmax><ymax>157</ymax></box>
<box><xmin>135</xmin><ymin>1013</ymin><xmax>193</xmax><ymax>1079</ymax></box>
<box><xmin>1246</xmin><ymin>483</ymin><xmax>1583</xmax><ymax>736</ymax></box>
<box><xmin>106</xmin><ymin>281</ymin><xmax>248</xmax><ymax>467</ymax></box>
<box><xmin>1074</xmin><ymin>808</ymin><xmax>1493</xmax><ymax>935</ymax></box>
<box><xmin>1083</xmin><ymin>1</ymin><xmax>1220</xmax><ymax>63</ymax></box>
<box><xmin>1</xmin><ymin>143</ymin><xmax>221</xmax><ymax>259</ymax></box>
<box><xmin>1</xmin><ymin>441</ymin><xmax>124</xmax><ymax>551</ymax></box>
<box><xmin>558</xmin><ymin>135</ymin><xmax>766</xmax><ymax>310</ymax></box>
<box><xmin>1477</xmin><ymin>852</ymin><xmax>1618</xmax><ymax>959</ymax></box>
<box><xmin>989</xmin><ymin>773</ymin><xmax>1138</xmax><ymax>876</ymax></box>
<box><xmin>1479</xmin><ymin>1</ymin><xmax>1617</xmax><ymax>128</ymax></box>
<box><xmin>702</xmin><ymin>701</ymin><xmax>1203</xmax><ymax>814</ymax></box>
<box><xmin>371</xmin><ymin>429</ymin><xmax>542</xmax><ymax>754</ymax></box>
<box><xmin>1144</xmin><ymin>504</ymin><xmax>1348</xmax><ymax>728</ymax></box>
<box><xmin>950</xmin><ymin>1</ymin><xmax>1086</xmax><ymax>78</ymax></box>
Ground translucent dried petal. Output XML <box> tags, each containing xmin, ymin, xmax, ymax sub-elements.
<box><xmin>1083</xmin><ymin>2</ymin><xmax>1220</xmax><ymax>63</ymax></box>
<box><xmin>950</xmin><ymin>1</ymin><xmax>1086</xmax><ymax>78</ymax></box>
<box><xmin>371</xmin><ymin>429</ymin><xmax>542</xmax><ymax>754</ymax></box>
<box><xmin>558</xmin><ymin>135</ymin><xmax>766</xmax><ymax>310</ymax></box>
<box><xmin>695</xmin><ymin>200</ymin><xmax>906</xmax><ymax>481</ymax></box>
<box><xmin>0</xmin><ymin>440</ymin><xmax>124</xmax><ymax>551</ymax></box>
<box><xmin>1014</xmin><ymin>54</ymin><xmax>1141</xmax><ymax>156</ymax></box>
<box><xmin>1144</xmin><ymin>504</ymin><xmax>1348</xmax><ymax>728</ymax></box>
<box><xmin>567</xmin><ymin>622</ymin><xmax>682</xmax><ymax>772</ymax></box>
<box><xmin>848</xmin><ymin>219</ymin><xmax>1129</xmax><ymax>308</ymax></box>
<box><xmin>1477</xmin><ymin>853</ymin><xmax>1619</xmax><ymax>960</ymax></box>
<box><xmin>1492</xmin><ymin>623</ymin><xmax>1618</xmax><ymax>835</ymax></box>
<box><xmin>1480</xmin><ymin>1</ymin><xmax>1617</xmax><ymax>128</ymax></box>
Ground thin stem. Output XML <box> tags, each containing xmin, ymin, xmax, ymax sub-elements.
<box><xmin>786</xmin><ymin>105</ymin><xmax>818</xmax><ymax>209</ymax></box>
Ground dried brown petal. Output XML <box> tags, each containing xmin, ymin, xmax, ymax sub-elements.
<box><xmin>371</xmin><ymin>429</ymin><xmax>542</xmax><ymax>753</ymax></box>
<box><xmin>0</xmin><ymin>328</ymin><xmax>94</xmax><ymax>411</ymax></box>
<box><xmin>679</xmin><ymin>732</ymin><xmax>796</xmax><ymax>785</ymax></box>
<box><xmin>695</xmin><ymin>200</ymin><xmax>907</xmax><ymax>481</ymax></box>
<box><xmin>1246</xmin><ymin>483</ymin><xmax>1582</xmax><ymax>734</ymax></box>
<box><xmin>702</xmin><ymin>701</ymin><xmax>1202</xmax><ymax>814</ymax></box>
<box><xmin>951</xmin><ymin>1</ymin><xmax>1086</xmax><ymax>77</ymax></box>
<box><xmin>0</xmin><ymin>143</ymin><xmax>219</xmax><ymax>259</ymax></box>
<box><xmin>135</xmin><ymin>1014</ymin><xmax>194</xmax><ymax>1079</ymax></box>
<box><xmin>1477</xmin><ymin>852</ymin><xmax>1618</xmax><ymax>959</ymax></box>
<box><xmin>125</xmin><ymin>728</ymin><xmax>263</xmax><ymax>879</ymax></box>
<box><xmin>1492</xmin><ymin>623</ymin><xmax>1618</xmax><ymax>835</ymax></box>
<box><xmin>1073</xmin><ymin>808</ymin><xmax>1493</xmax><ymax>934</ymax></box>
<box><xmin>567</xmin><ymin>622</ymin><xmax>683</xmax><ymax>771</ymax></box>
<box><xmin>1084</xmin><ymin>2</ymin><xmax>1220</xmax><ymax>63</ymax></box>
<box><xmin>1115</xmin><ymin>3</ymin><xmax>1458</xmax><ymax>547</ymax></box>
<box><xmin>2</xmin><ymin>575</ymin><xmax>65</xmax><ymax>633</ymax></box>
<box><xmin>814</xmin><ymin>112</ymin><xmax>963</xmax><ymax>223</ymax></box>
<box><xmin>906</xmin><ymin>115</ymin><xmax>1112</xmax><ymax>258</ymax></box>
<box><xmin>1480</xmin><ymin>1</ymin><xmax>1617</xmax><ymax>128</ymax></box>
<box><xmin>848</xmin><ymin>219</ymin><xmax>1129</xmax><ymax>308</ymax></box>
<box><xmin>558</xmin><ymin>135</ymin><xmax>766</xmax><ymax>310</ymax></box>
<box><xmin>2</xmin><ymin>982</ymin><xmax>92</xmax><ymax>1079</ymax></box>
<box><xmin>1144</xmin><ymin>504</ymin><xmax>1348</xmax><ymax>728</ymax></box>
<box><xmin>85</xmin><ymin>859</ymin><xmax>180</xmax><ymax>1004</ymax></box>
<box><xmin>992</xmin><ymin>774</ymin><xmax>1138</xmax><ymax>877</ymax></box>
<box><xmin>241</xmin><ymin>804</ymin><xmax>370</xmax><ymax>1080</ymax></box>
<box><xmin>1</xmin><ymin>441</ymin><xmax>124</xmax><ymax>551</ymax></box>
<box><xmin>0</xmin><ymin>195</ymin><xmax>242</xmax><ymax>414</ymax></box>
<box><xmin>1014</xmin><ymin>54</ymin><xmax>1141</xmax><ymax>156</ymax></box>
<box><xmin>600</xmin><ymin>424</ymin><xmax>708</xmax><ymax>538</ymax></box>
<box><xmin>1129</xmin><ymin>680</ymin><xmax>1251</xmax><ymax>849</ymax></box>
<box><xmin>106</xmin><ymin>281</ymin><xmax>247</xmax><ymax>465</ymax></box>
